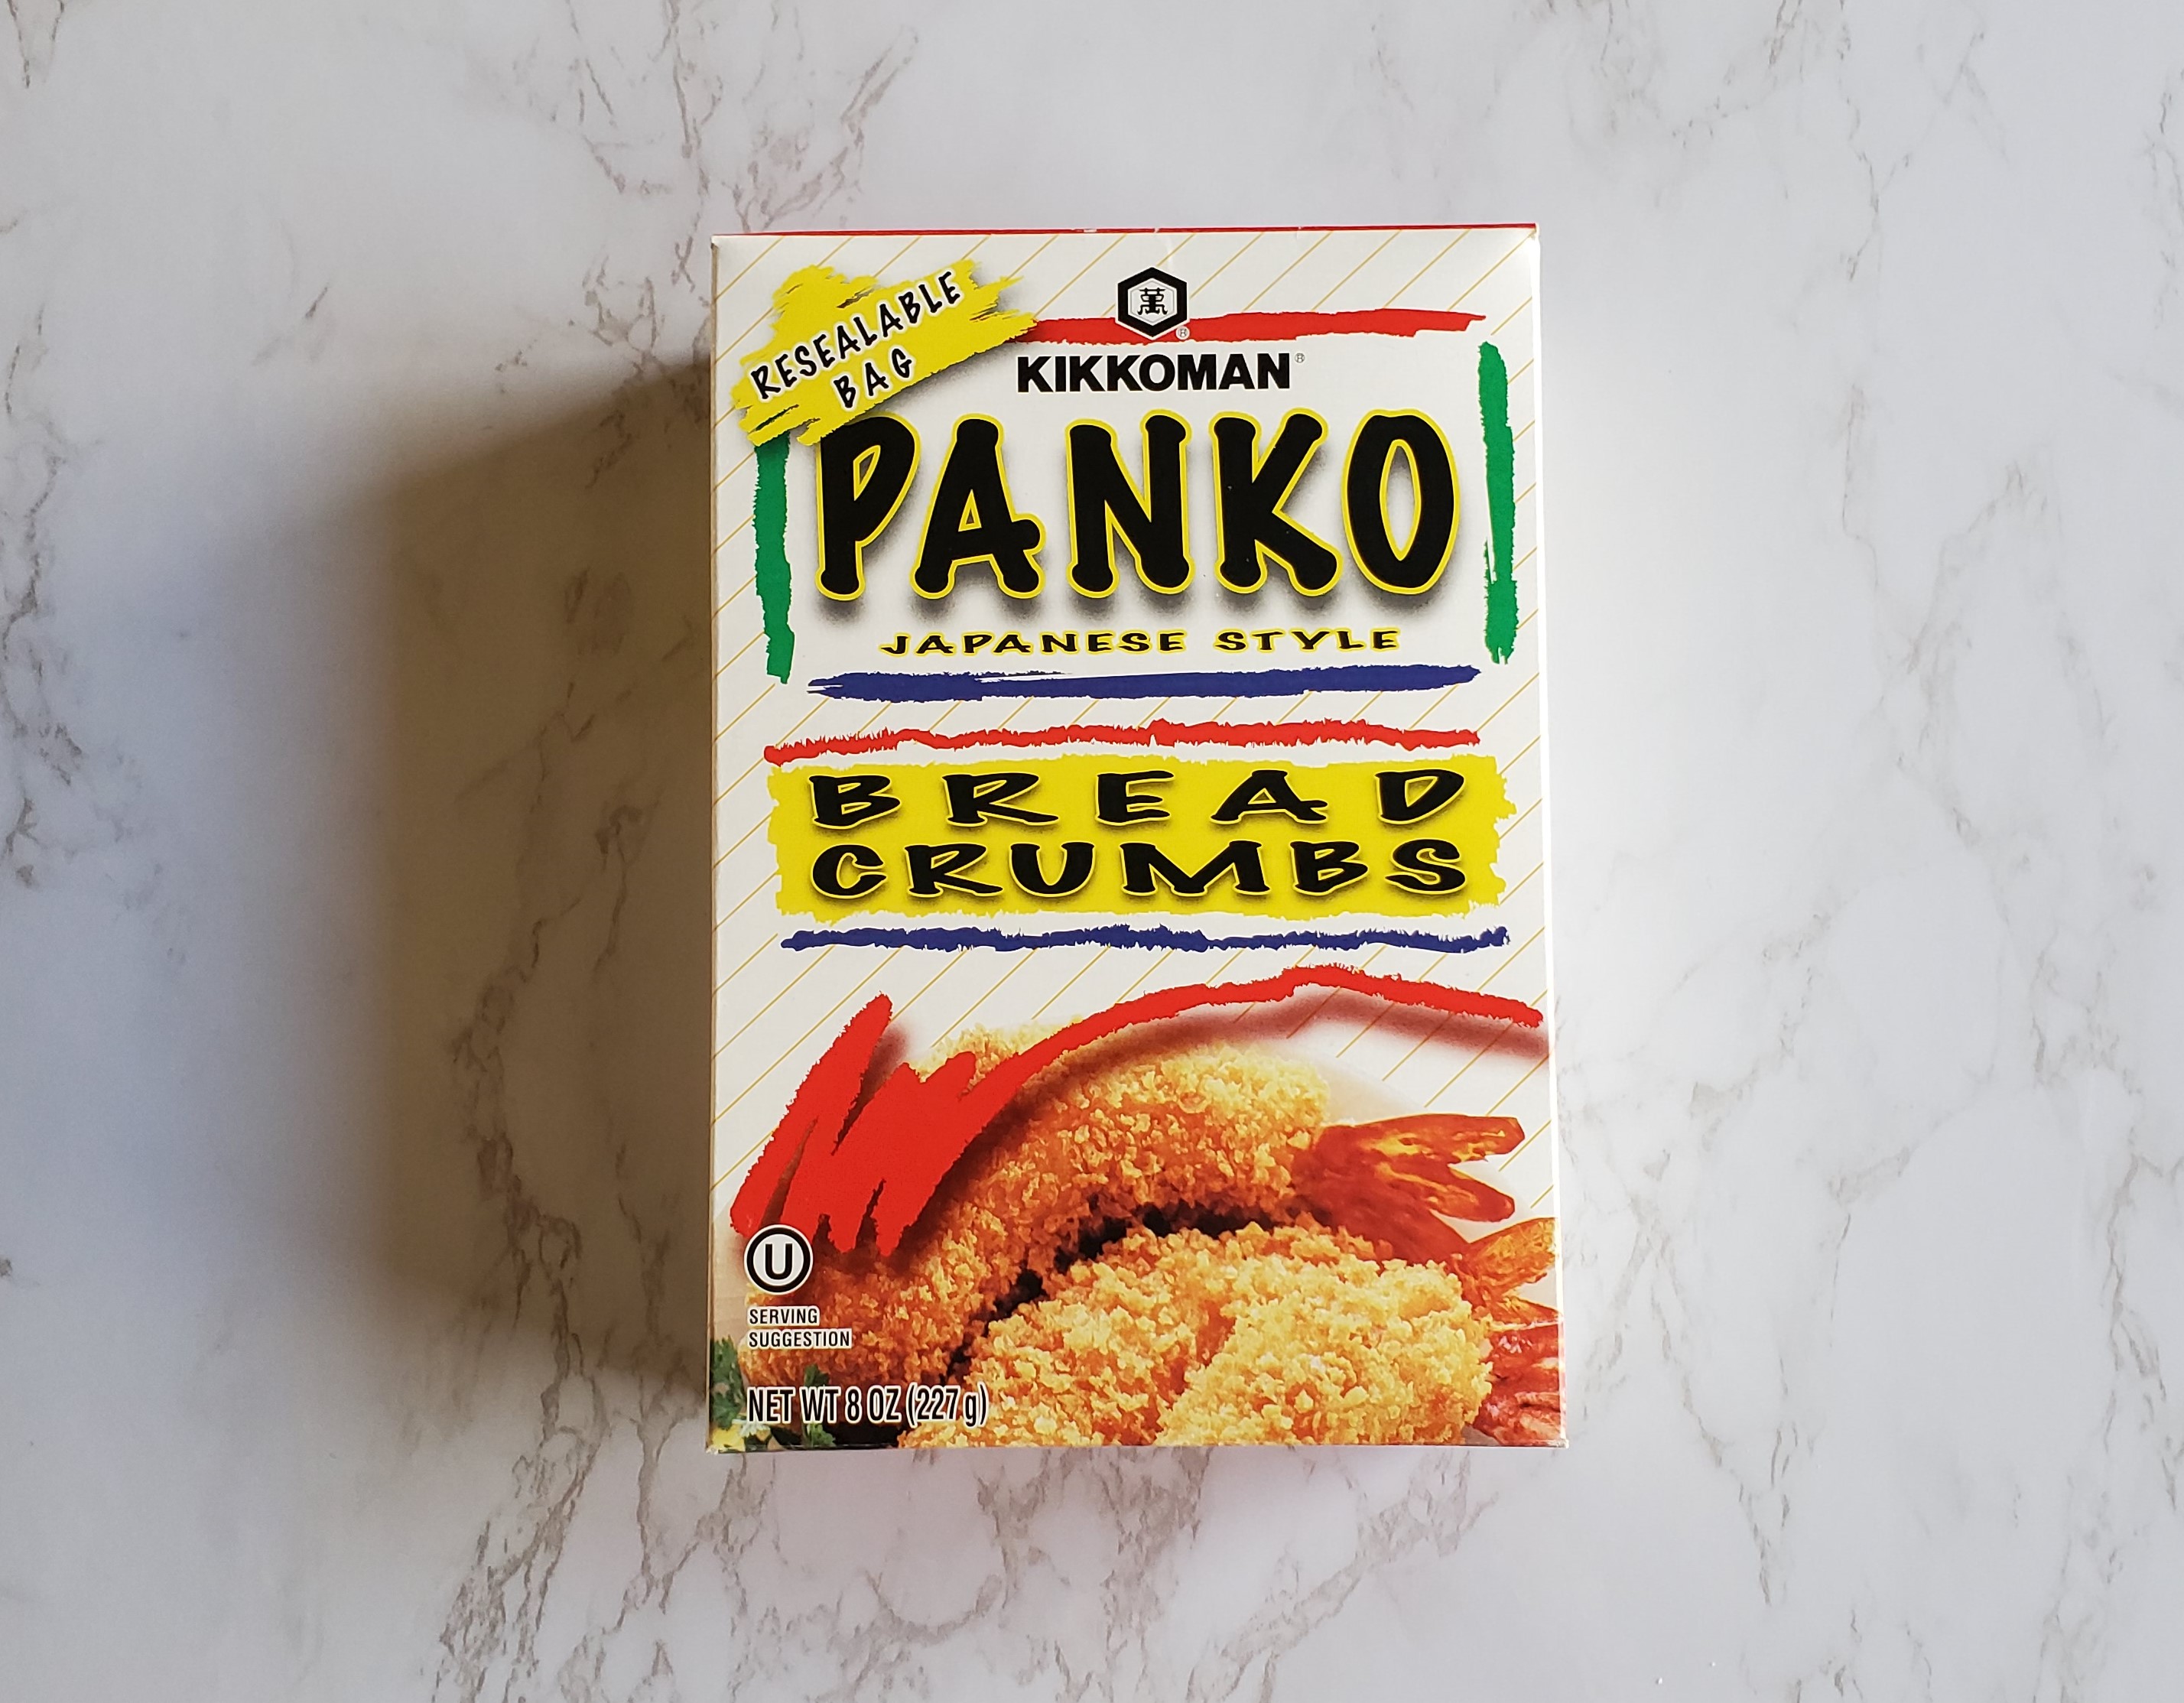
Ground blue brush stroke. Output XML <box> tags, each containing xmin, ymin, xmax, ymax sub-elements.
<box><xmin>782</xmin><ymin>923</ymin><xmax>1511</xmax><ymax>955</ymax></box>
<box><xmin>805</xmin><ymin>663</ymin><xmax>1479</xmax><ymax>702</ymax></box>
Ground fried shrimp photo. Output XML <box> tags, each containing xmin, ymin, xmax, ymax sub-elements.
<box><xmin>736</xmin><ymin>1034</ymin><xmax>1328</xmax><ymax>1393</ymax></box>
<box><xmin>902</xmin><ymin>1223</ymin><xmax>1493</xmax><ymax>1448</ymax></box>
<box><xmin>736</xmin><ymin>1019</ymin><xmax>1562</xmax><ymax>1448</ymax></box>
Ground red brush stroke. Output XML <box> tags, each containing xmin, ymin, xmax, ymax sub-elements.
<box><xmin>730</xmin><ymin>996</ymin><xmax>892</xmax><ymax>1242</ymax></box>
<box><xmin>730</xmin><ymin>967</ymin><xmax>1544</xmax><ymax>1256</ymax></box>
<box><xmin>764</xmin><ymin>719</ymin><xmax>1481</xmax><ymax>764</ymax></box>
<box><xmin>1022</xmin><ymin>307</ymin><xmax>1484</xmax><ymax>345</ymax></box>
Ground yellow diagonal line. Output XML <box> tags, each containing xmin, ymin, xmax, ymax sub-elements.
<box><xmin>1191</xmin><ymin>231</ymin><xmax>1263</xmax><ymax>302</ymax></box>
<box><xmin>1493</xmin><ymin>1116</ymin><xmax>1550</xmax><ymax>1170</ymax></box>
<box><xmin>1451</xmin><ymin>237</ymin><xmax>1530</xmax><ymax>308</ymax></box>
<box><xmin>713</xmin><ymin>627</ymin><xmax>766</xmax><ymax>680</ymax></box>
<box><xmin>928</xmin><ymin>950</ymin><xmax>1039</xmax><ymax>1042</ymax></box>
<box><xmin>1284</xmin><ymin>933</ymin><xmax>1393</xmax><ymax>1038</ymax></box>
<box><xmin>1010</xmin><ymin>232</ymin><xmax>1062</xmax><ymax>275</ymax></box>
<box><xmin>1329</xmin><ymin>944</ymin><xmax>1414</xmax><ymax>1051</ymax></box>
<box><xmin>1152</xmin><ymin>230</ymin><xmax>1202</xmax><ymax>268</ymax></box>
<box><xmin>713</xmin><ymin>235</ymin><xmax>784</xmax><ymax>302</ymax></box>
<box><xmin>714</xmin><ymin>698</ymin><xmax>829</xmax><ymax>804</ymax></box>
<box><xmin>1404</xmin><ymin>683</ymin><xmax>1464</xmax><ymax>730</ymax></box>
<box><xmin>711</xmin><ymin>947</ymin><xmax>904</xmax><ymax>1147</ymax></box>
<box><xmin>712</xmin><ymin>444</ymin><xmax>756</xmax><ymax>495</ymax></box>
<box><xmin>709</xmin><ymin>808</ymin><xmax>772</xmax><ymax>872</ymax></box>
<box><xmin>1240</xmin><ymin>230</ymin><xmax>1331</xmax><ymax>311</ymax></box>
<box><xmin>1382</xmin><ymin>230</ymin><xmax>1469</xmax><ymax>304</ymax></box>
<box><xmin>1112</xmin><ymin>947</ymin><xmax>1177</xmax><ymax>1004</ymax></box>
<box><xmin>1493</xmin><ymin>860</ymin><xmax>1544</xmax><ymax>905</ymax></box>
<box><xmin>1491</xmin><ymin>295</ymin><xmax>1533</xmax><ymax>336</ymax></box>
<box><xmin>1416</xmin><ymin>1000</ymin><xmax>1547</xmax><ymax>1107</ymax></box>
<box><xmin>1383</xmin><ymin>934</ymin><xmax>1545</xmax><ymax>1085</ymax></box>
<box><xmin>1032</xmin><ymin>949</ymin><xmax>1110</xmax><ymax>1021</ymax></box>
<box><xmin>1310</xmin><ymin>229</ymin><xmax>1400</xmax><ymax>310</ymax></box>
<box><xmin>712</xmin><ymin>945</ymin><xmax>835</xmax><ymax>1060</ymax></box>
<box><xmin>864</xmin><ymin>947</ymin><xmax>971</xmax><ymax>1032</ymax></box>
<box><xmin>1222</xmin><ymin>944</ymin><xmax>1318</xmax><ymax>1026</ymax></box>
<box><xmin>1472</xmin><ymin>672</ymin><xmax>1537</xmax><ymax>736</ymax></box>
<box><xmin>713</xmin><ymin>930</ymin><xmax>783</xmax><ymax>1002</ymax></box>
<box><xmin>1035</xmin><ymin>233</ymin><xmax>1129</xmax><ymax>316</ymax></box>
<box><xmin>713</xmin><ymin>873</ymin><xmax>778</xmax><ymax>931</ymax></box>
<box><xmin>709</xmin><ymin>687</ymin><xmax>785</xmax><ymax>765</ymax></box>
<box><xmin>1485</xmin><ymin>1052</ymin><xmax>1548</xmax><ymax>1113</ymax></box>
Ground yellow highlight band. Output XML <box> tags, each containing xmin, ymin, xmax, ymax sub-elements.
<box><xmin>731</xmin><ymin>261</ymin><xmax>1035</xmax><ymax>445</ymax></box>
<box><xmin>766</xmin><ymin>753</ymin><xmax>1512</xmax><ymax>921</ymax></box>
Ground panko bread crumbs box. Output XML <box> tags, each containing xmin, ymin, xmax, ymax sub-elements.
<box><xmin>709</xmin><ymin>226</ymin><xmax>1559</xmax><ymax>1450</ymax></box>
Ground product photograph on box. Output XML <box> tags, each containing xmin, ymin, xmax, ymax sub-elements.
<box><xmin>4</xmin><ymin>4</ymin><xmax>2184</xmax><ymax>1701</ymax></box>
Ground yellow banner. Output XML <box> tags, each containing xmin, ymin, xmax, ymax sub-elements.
<box><xmin>766</xmin><ymin>754</ymin><xmax>1511</xmax><ymax>920</ymax></box>
<box><xmin>729</xmin><ymin>260</ymin><xmax>1033</xmax><ymax>445</ymax></box>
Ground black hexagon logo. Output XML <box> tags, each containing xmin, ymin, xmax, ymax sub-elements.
<box><xmin>1116</xmin><ymin>267</ymin><xmax>1188</xmax><ymax>338</ymax></box>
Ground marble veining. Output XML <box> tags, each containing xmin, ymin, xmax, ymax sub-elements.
<box><xmin>3</xmin><ymin>2</ymin><xmax>2182</xmax><ymax>1698</ymax></box>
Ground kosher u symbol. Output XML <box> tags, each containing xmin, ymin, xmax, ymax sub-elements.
<box><xmin>743</xmin><ymin>1224</ymin><xmax>814</xmax><ymax>1295</ymax></box>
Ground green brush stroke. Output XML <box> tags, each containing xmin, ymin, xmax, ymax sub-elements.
<box><xmin>753</xmin><ymin>437</ymin><xmax>794</xmax><ymax>682</ymax></box>
<box><xmin>1479</xmin><ymin>340</ymin><xmax>1518</xmax><ymax>663</ymax></box>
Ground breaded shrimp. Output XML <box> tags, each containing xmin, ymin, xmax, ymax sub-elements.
<box><xmin>1159</xmin><ymin>1263</ymin><xmax>1491</xmax><ymax>1445</ymax></box>
<box><xmin>904</xmin><ymin>1221</ymin><xmax>1490</xmax><ymax>1447</ymax></box>
<box><xmin>898</xmin><ymin>1222</ymin><xmax>1372</xmax><ymax>1446</ymax></box>
<box><xmin>739</xmin><ymin>1035</ymin><xmax>1327</xmax><ymax>1391</ymax></box>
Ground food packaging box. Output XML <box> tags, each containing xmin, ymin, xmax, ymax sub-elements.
<box><xmin>708</xmin><ymin>226</ymin><xmax>1560</xmax><ymax>1449</ymax></box>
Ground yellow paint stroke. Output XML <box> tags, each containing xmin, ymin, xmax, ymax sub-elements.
<box><xmin>766</xmin><ymin>753</ymin><xmax>1513</xmax><ymax>921</ymax></box>
<box><xmin>729</xmin><ymin>260</ymin><xmax>1033</xmax><ymax>445</ymax></box>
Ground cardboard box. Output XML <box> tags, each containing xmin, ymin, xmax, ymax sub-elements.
<box><xmin>708</xmin><ymin>227</ymin><xmax>1560</xmax><ymax>1450</ymax></box>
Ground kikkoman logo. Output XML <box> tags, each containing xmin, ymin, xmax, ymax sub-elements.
<box><xmin>1116</xmin><ymin>267</ymin><xmax>1188</xmax><ymax>338</ymax></box>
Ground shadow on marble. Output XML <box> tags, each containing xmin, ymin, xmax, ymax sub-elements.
<box><xmin>373</xmin><ymin>365</ymin><xmax>713</xmax><ymax>1407</ymax></box>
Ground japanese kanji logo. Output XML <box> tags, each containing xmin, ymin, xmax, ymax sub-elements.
<box><xmin>1116</xmin><ymin>266</ymin><xmax>1188</xmax><ymax>338</ymax></box>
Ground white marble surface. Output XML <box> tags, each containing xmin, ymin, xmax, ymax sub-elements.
<box><xmin>3</xmin><ymin>2</ymin><xmax>2182</xmax><ymax>1697</ymax></box>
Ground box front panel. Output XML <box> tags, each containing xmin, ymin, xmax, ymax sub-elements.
<box><xmin>710</xmin><ymin>228</ymin><xmax>1558</xmax><ymax>1451</ymax></box>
